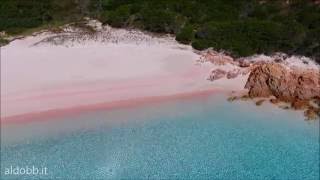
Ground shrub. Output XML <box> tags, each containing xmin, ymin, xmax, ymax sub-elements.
<box><xmin>175</xmin><ymin>24</ymin><xmax>194</xmax><ymax>44</ymax></box>
<box><xmin>101</xmin><ymin>5</ymin><xmax>131</xmax><ymax>27</ymax></box>
<box><xmin>193</xmin><ymin>20</ymin><xmax>293</xmax><ymax>57</ymax></box>
<box><xmin>0</xmin><ymin>37</ymin><xmax>9</xmax><ymax>46</ymax></box>
<box><xmin>139</xmin><ymin>8</ymin><xmax>176</xmax><ymax>33</ymax></box>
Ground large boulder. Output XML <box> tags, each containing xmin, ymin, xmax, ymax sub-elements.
<box><xmin>245</xmin><ymin>63</ymin><xmax>320</xmax><ymax>101</ymax></box>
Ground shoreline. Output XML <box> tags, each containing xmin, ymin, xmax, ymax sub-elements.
<box><xmin>1</xmin><ymin>89</ymin><xmax>223</xmax><ymax>124</ymax></box>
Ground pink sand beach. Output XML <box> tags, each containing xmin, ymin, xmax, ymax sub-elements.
<box><xmin>1</xmin><ymin>25</ymin><xmax>247</xmax><ymax>123</ymax></box>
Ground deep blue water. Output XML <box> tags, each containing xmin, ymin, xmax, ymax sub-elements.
<box><xmin>1</xmin><ymin>94</ymin><xmax>319</xmax><ymax>179</ymax></box>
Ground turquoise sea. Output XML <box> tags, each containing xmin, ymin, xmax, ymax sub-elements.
<box><xmin>1</xmin><ymin>93</ymin><xmax>319</xmax><ymax>179</ymax></box>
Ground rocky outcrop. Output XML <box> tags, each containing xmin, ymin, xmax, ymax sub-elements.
<box><xmin>245</xmin><ymin>63</ymin><xmax>320</xmax><ymax>101</ymax></box>
<box><xmin>208</xmin><ymin>50</ymin><xmax>320</xmax><ymax>120</ymax></box>
<box><xmin>245</xmin><ymin>62</ymin><xmax>320</xmax><ymax>119</ymax></box>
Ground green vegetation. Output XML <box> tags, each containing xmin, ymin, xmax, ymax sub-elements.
<box><xmin>0</xmin><ymin>0</ymin><xmax>319</xmax><ymax>62</ymax></box>
<box><xmin>0</xmin><ymin>0</ymin><xmax>90</xmax><ymax>35</ymax></box>
<box><xmin>192</xmin><ymin>20</ymin><xmax>299</xmax><ymax>56</ymax></box>
<box><xmin>93</xmin><ymin>0</ymin><xmax>319</xmax><ymax>61</ymax></box>
<box><xmin>176</xmin><ymin>24</ymin><xmax>194</xmax><ymax>44</ymax></box>
<box><xmin>0</xmin><ymin>37</ymin><xmax>8</xmax><ymax>46</ymax></box>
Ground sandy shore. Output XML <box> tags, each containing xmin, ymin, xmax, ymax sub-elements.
<box><xmin>1</xmin><ymin>24</ymin><xmax>247</xmax><ymax>122</ymax></box>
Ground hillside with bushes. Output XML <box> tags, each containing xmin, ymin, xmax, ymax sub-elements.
<box><xmin>0</xmin><ymin>0</ymin><xmax>319</xmax><ymax>62</ymax></box>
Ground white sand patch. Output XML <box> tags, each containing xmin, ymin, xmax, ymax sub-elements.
<box><xmin>244</xmin><ymin>53</ymin><xmax>319</xmax><ymax>70</ymax></box>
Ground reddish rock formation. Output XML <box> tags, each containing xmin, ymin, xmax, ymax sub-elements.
<box><xmin>245</xmin><ymin>63</ymin><xmax>320</xmax><ymax>102</ymax></box>
<box><xmin>293</xmin><ymin>71</ymin><xmax>320</xmax><ymax>100</ymax></box>
<box><xmin>245</xmin><ymin>62</ymin><xmax>320</xmax><ymax>119</ymax></box>
<box><xmin>291</xmin><ymin>100</ymin><xmax>310</xmax><ymax>110</ymax></box>
<box><xmin>226</xmin><ymin>69</ymin><xmax>240</xmax><ymax>79</ymax></box>
<box><xmin>208</xmin><ymin>69</ymin><xmax>226</xmax><ymax>81</ymax></box>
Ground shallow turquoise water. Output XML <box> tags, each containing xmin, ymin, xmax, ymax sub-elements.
<box><xmin>1</xmin><ymin>94</ymin><xmax>319</xmax><ymax>179</ymax></box>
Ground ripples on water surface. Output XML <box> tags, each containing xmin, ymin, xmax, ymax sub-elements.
<box><xmin>1</xmin><ymin>94</ymin><xmax>319</xmax><ymax>179</ymax></box>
